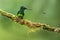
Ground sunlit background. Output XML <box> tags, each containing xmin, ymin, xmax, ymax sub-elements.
<box><xmin>0</xmin><ymin>0</ymin><xmax>60</xmax><ymax>40</ymax></box>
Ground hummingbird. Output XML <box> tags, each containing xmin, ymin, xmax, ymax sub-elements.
<box><xmin>17</xmin><ymin>6</ymin><xmax>31</xmax><ymax>19</ymax></box>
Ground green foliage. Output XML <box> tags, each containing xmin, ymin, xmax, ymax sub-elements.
<box><xmin>0</xmin><ymin>0</ymin><xmax>60</xmax><ymax>40</ymax></box>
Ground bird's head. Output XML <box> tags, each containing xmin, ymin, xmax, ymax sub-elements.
<box><xmin>20</xmin><ymin>6</ymin><xmax>32</xmax><ymax>10</ymax></box>
<box><xmin>20</xmin><ymin>6</ymin><xmax>27</xmax><ymax>10</ymax></box>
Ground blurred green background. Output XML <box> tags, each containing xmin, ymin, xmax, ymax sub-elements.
<box><xmin>0</xmin><ymin>0</ymin><xmax>60</xmax><ymax>40</ymax></box>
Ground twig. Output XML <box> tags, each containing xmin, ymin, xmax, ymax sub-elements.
<box><xmin>0</xmin><ymin>9</ymin><xmax>60</xmax><ymax>33</ymax></box>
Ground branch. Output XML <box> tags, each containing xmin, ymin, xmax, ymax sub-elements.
<box><xmin>0</xmin><ymin>9</ymin><xmax>60</xmax><ymax>33</ymax></box>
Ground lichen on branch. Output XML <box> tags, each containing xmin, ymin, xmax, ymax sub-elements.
<box><xmin>0</xmin><ymin>9</ymin><xmax>60</xmax><ymax>33</ymax></box>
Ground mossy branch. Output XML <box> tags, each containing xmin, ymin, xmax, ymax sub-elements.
<box><xmin>0</xmin><ymin>9</ymin><xmax>60</xmax><ymax>33</ymax></box>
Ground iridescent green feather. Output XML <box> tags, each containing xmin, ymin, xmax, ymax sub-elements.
<box><xmin>17</xmin><ymin>13</ymin><xmax>23</xmax><ymax>17</ymax></box>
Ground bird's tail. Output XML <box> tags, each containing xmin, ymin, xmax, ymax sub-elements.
<box><xmin>18</xmin><ymin>16</ymin><xmax>23</xmax><ymax>19</ymax></box>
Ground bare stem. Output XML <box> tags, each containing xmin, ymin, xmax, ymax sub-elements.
<box><xmin>0</xmin><ymin>9</ymin><xmax>60</xmax><ymax>33</ymax></box>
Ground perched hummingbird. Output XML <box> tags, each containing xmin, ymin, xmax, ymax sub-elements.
<box><xmin>17</xmin><ymin>6</ymin><xmax>28</xmax><ymax>19</ymax></box>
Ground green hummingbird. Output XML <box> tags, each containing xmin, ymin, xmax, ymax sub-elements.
<box><xmin>17</xmin><ymin>6</ymin><xmax>29</xmax><ymax>19</ymax></box>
